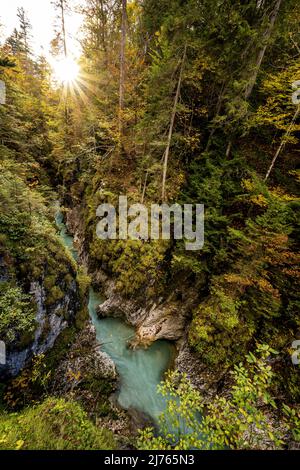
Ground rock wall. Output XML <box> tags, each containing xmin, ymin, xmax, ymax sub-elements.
<box><xmin>65</xmin><ymin>205</ymin><xmax>197</xmax><ymax>345</ymax></box>
<box><xmin>95</xmin><ymin>271</ymin><xmax>192</xmax><ymax>347</ymax></box>
<box><xmin>52</xmin><ymin>322</ymin><xmax>116</xmax><ymax>393</ymax></box>
<box><xmin>1</xmin><ymin>278</ymin><xmax>79</xmax><ymax>379</ymax></box>
<box><xmin>65</xmin><ymin>204</ymin><xmax>218</xmax><ymax>397</ymax></box>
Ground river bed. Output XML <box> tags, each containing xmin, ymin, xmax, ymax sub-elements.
<box><xmin>56</xmin><ymin>210</ymin><xmax>175</xmax><ymax>425</ymax></box>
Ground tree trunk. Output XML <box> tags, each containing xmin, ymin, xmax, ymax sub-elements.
<box><xmin>60</xmin><ymin>0</ymin><xmax>68</xmax><ymax>58</ymax></box>
<box><xmin>119</xmin><ymin>0</ymin><xmax>127</xmax><ymax>144</ymax></box>
<box><xmin>141</xmin><ymin>170</ymin><xmax>149</xmax><ymax>204</ymax></box>
<box><xmin>226</xmin><ymin>140</ymin><xmax>232</xmax><ymax>159</ymax></box>
<box><xmin>99</xmin><ymin>0</ymin><xmax>107</xmax><ymax>56</ymax></box>
<box><xmin>162</xmin><ymin>44</ymin><xmax>187</xmax><ymax>202</ymax></box>
<box><xmin>244</xmin><ymin>0</ymin><xmax>282</xmax><ymax>99</ymax></box>
<box><xmin>205</xmin><ymin>80</ymin><xmax>226</xmax><ymax>152</ymax></box>
<box><xmin>264</xmin><ymin>106</ymin><xmax>300</xmax><ymax>181</ymax></box>
<box><xmin>58</xmin><ymin>0</ymin><xmax>69</xmax><ymax>123</ymax></box>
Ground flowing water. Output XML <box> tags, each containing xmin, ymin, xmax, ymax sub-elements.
<box><xmin>89</xmin><ymin>289</ymin><xmax>174</xmax><ymax>422</ymax></box>
<box><xmin>55</xmin><ymin>210</ymin><xmax>175</xmax><ymax>425</ymax></box>
<box><xmin>55</xmin><ymin>211</ymin><xmax>79</xmax><ymax>262</ymax></box>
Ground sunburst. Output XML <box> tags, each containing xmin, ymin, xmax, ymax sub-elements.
<box><xmin>52</xmin><ymin>57</ymin><xmax>80</xmax><ymax>85</ymax></box>
<box><xmin>50</xmin><ymin>57</ymin><xmax>97</xmax><ymax>107</ymax></box>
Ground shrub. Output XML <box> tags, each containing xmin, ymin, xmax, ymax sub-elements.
<box><xmin>138</xmin><ymin>345</ymin><xmax>285</xmax><ymax>450</ymax></box>
<box><xmin>0</xmin><ymin>286</ymin><xmax>36</xmax><ymax>346</ymax></box>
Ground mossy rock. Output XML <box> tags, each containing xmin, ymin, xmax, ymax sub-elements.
<box><xmin>18</xmin><ymin>329</ymin><xmax>35</xmax><ymax>350</ymax></box>
<box><xmin>80</xmin><ymin>375</ymin><xmax>115</xmax><ymax>418</ymax></box>
<box><xmin>45</xmin><ymin>286</ymin><xmax>64</xmax><ymax>306</ymax></box>
<box><xmin>64</xmin><ymin>273</ymin><xmax>74</xmax><ymax>287</ymax></box>
<box><xmin>44</xmin><ymin>274</ymin><xmax>57</xmax><ymax>291</ymax></box>
<box><xmin>75</xmin><ymin>306</ymin><xmax>89</xmax><ymax>329</ymax></box>
<box><xmin>44</xmin><ymin>326</ymin><xmax>76</xmax><ymax>371</ymax></box>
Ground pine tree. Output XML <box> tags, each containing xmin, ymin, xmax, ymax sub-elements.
<box><xmin>17</xmin><ymin>7</ymin><xmax>32</xmax><ymax>57</ymax></box>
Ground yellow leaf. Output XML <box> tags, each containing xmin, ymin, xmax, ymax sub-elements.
<box><xmin>16</xmin><ymin>440</ymin><xmax>24</xmax><ymax>450</ymax></box>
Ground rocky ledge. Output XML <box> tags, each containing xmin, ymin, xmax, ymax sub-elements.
<box><xmin>52</xmin><ymin>322</ymin><xmax>116</xmax><ymax>394</ymax></box>
<box><xmin>94</xmin><ymin>271</ymin><xmax>198</xmax><ymax>348</ymax></box>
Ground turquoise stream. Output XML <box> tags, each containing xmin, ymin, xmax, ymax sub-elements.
<box><xmin>56</xmin><ymin>210</ymin><xmax>175</xmax><ymax>425</ymax></box>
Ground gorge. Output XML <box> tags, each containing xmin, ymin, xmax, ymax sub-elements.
<box><xmin>0</xmin><ymin>0</ymin><xmax>299</xmax><ymax>453</ymax></box>
<box><xmin>57</xmin><ymin>208</ymin><xmax>176</xmax><ymax>427</ymax></box>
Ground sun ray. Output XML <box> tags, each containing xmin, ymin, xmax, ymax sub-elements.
<box><xmin>78</xmin><ymin>70</ymin><xmax>100</xmax><ymax>83</ymax></box>
<box><xmin>72</xmin><ymin>81</ymin><xmax>90</xmax><ymax>106</ymax></box>
<box><xmin>75</xmin><ymin>75</ymin><xmax>100</xmax><ymax>97</ymax></box>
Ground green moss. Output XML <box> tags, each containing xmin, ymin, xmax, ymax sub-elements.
<box><xmin>90</xmin><ymin>237</ymin><xmax>168</xmax><ymax>296</ymax></box>
<box><xmin>75</xmin><ymin>306</ymin><xmax>89</xmax><ymax>329</ymax></box>
<box><xmin>45</xmin><ymin>286</ymin><xmax>64</xmax><ymax>306</ymax></box>
<box><xmin>77</xmin><ymin>270</ymin><xmax>91</xmax><ymax>298</ymax></box>
<box><xmin>44</xmin><ymin>326</ymin><xmax>76</xmax><ymax>371</ymax></box>
<box><xmin>81</xmin><ymin>376</ymin><xmax>116</xmax><ymax>418</ymax></box>
<box><xmin>44</xmin><ymin>274</ymin><xmax>57</xmax><ymax>291</ymax></box>
<box><xmin>0</xmin><ymin>286</ymin><xmax>36</xmax><ymax>347</ymax></box>
<box><xmin>64</xmin><ymin>273</ymin><xmax>74</xmax><ymax>287</ymax></box>
<box><xmin>0</xmin><ymin>397</ymin><xmax>116</xmax><ymax>450</ymax></box>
